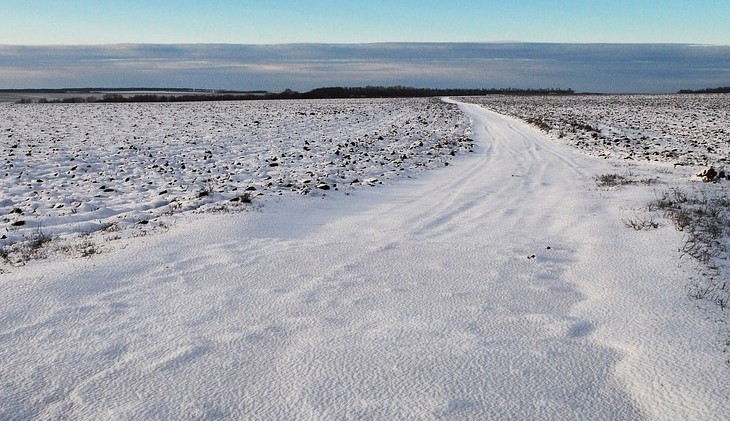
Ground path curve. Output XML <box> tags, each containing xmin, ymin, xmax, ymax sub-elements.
<box><xmin>2</xmin><ymin>101</ymin><xmax>726</xmax><ymax>420</ymax></box>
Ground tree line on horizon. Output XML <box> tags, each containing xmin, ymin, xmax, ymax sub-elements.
<box><xmin>10</xmin><ymin>86</ymin><xmax>576</xmax><ymax>104</ymax></box>
<box><xmin>677</xmin><ymin>86</ymin><xmax>730</xmax><ymax>94</ymax></box>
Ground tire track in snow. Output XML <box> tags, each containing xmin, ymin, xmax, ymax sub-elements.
<box><xmin>5</xmin><ymin>100</ymin><xmax>717</xmax><ymax>419</ymax></box>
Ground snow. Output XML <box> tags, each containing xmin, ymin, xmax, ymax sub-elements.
<box><xmin>1</xmin><ymin>97</ymin><xmax>729</xmax><ymax>419</ymax></box>
<box><xmin>461</xmin><ymin>94</ymin><xmax>730</xmax><ymax>166</ymax></box>
<box><xmin>1</xmin><ymin>98</ymin><xmax>471</xmax><ymax>258</ymax></box>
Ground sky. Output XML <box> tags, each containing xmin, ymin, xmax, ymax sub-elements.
<box><xmin>1</xmin><ymin>1</ymin><xmax>729</xmax><ymax>92</ymax></box>
<box><xmin>2</xmin><ymin>0</ymin><xmax>729</xmax><ymax>45</ymax></box>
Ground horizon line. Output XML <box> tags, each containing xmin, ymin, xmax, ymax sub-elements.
<box><xmin>2</xmin><ymin>41</ymin><xmax>729</xmax><ymax>47</ymax></box>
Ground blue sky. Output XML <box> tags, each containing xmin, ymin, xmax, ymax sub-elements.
<box><xmin>2</xmin><ymin>0</ymin><xmax>729</xmax><ymax>45</ymax></box>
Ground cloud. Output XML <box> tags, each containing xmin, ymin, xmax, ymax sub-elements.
<box><xmin>0</xmin><ymin>43</ymin><xmax>728</xmax><ymax>92</ymax></box>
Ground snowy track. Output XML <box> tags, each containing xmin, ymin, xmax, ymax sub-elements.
<box><xmin>1</xmin><ymin>101</ymin><xmax>727</xmax><ymax>419</ymax></box>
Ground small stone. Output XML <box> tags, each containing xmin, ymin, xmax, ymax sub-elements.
<box><xmin>697</xmin><ymin>166</ymin><xmax>718</xmax><ymax>182</ymax></box>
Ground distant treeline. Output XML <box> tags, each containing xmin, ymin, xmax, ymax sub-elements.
<box><xmin>10</xmin><ymin>86</ymin><xmax>575</xmax><ymax>104</ymax></box>
<box><xmin>678</xmin><ymin>87</ymin><xmax>730</xmax><ymax>94</ymax></box>
<box><xmin>16</xmin><ymin>93</ymin><xmax>269</xmax><ymax>104</ymax></box>
<box><xmin>297</xmin><ymin>86</ymin><xmax>574</xmax><ymax>99</ymax></box>
<box><xmin>3</xmin><ymin>87</ymin><xmax>261</xmax><ymax>95</ymax></box>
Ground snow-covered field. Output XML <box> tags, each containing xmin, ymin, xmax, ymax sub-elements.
<box><xmin>459</xmin><ymin>94</ymin><xmax>730</xmax><ymax>166</ymax></box>
<box><xmin>461</xmin><ymin>94</ymin><xmax>730</xmax><ymax>315</ymax></box>
<box><xmin>1</xmin><ymin>98</ymin><xmax>471</xmax><ymax>262</ymax></box>
<box><xmin>1</xmin><ymin>96</ymin><xmax>729</xmax><ymax>419</ymax></box>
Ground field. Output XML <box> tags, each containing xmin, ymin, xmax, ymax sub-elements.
<box><xmin>461</xmin><ymin>94</ymin><xmax>730</xmax><ymax>166</ymax></box>
<box><xmin>1</xmin><ymin>98</ymin><xmax>471</xmax><ymax>262</ymax></box>
<box><xmin>1</xmin><ymin>96</ymin><xmax>728</xmax><ymax>419</ymax></box>
<box><xmin>461</xmin><ymin>94</ymin><xmax>730</xmax><ymax>313</ymax></box>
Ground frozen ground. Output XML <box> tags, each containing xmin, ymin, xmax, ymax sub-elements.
<box><xmin>459</xmin><ymin>94</ymin><xmax>730</xmax><ymax>166</ymax></box>
<box><xmin>1</xmin><ymin>98</ymin><xmax>729</xmax><ymax>419</ymax></box>
<box><xmin>461</xmin><ymin>94</ymin><xmax>730</xmax><ymax>316</ymax></box>
<box><xmin>1</xmin><ymin>98</ymin><xmax>471</xmax><ymax>262</ymax></box>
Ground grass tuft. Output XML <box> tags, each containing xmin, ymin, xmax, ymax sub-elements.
<box><xmin>596</xmin><ymin>173</ymin><xmax>634</xmax><ymax>188</ymax></box>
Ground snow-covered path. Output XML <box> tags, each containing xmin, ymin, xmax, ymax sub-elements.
<box><xmin>1</xmin><ymin>101</ymin><xmax>727</xmax><ymax>420</ymax></box>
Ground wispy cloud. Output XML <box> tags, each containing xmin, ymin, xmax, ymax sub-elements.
<box><xmin>1</xmin><ymin>43</ymin><xmax>728</xmax><ymax>92</ymax></box>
